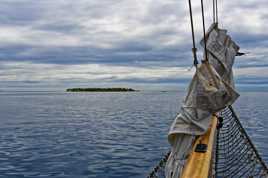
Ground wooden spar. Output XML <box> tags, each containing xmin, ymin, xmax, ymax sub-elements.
<box><xmin>181</xmin><ymin>116</ymin><xmax>218</xmax><ymax>178</ymax></box>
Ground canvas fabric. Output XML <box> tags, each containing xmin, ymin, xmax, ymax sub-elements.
<box><xmin>201</xmin><ymin>23</ymin><xmax>240</xmax><ymax>86</ymax></box>
<box><xmin>165</xmin><ymin>63</ymin><xmax>239</xmax><ymax>178</ymax></box>
<box><xmin>165</xmin><ymin>23</ymin><xmax>241</xmax><ymax>178</ymax></box>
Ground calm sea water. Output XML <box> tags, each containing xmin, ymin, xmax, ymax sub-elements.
<box><xmin>0</xmin><ymin>91</ymin><xmax>267</xmax><ymax>178</ymax></box>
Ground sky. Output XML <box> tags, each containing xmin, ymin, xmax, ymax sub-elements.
<box><xmin>0</xmin><ymin>0</ymin><xmax>267</xmax><ymax>90</ymax></box>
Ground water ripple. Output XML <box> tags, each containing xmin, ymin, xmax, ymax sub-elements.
<box><xmin>0</xmin><ymin>91</ymin><xmax>267</xmax><ymax>178</ymax></box>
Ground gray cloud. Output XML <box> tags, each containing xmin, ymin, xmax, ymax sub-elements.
<box><xmin>0</xmin><ymin>0</ymin><xmax>267</xmax><ymax>88</ymax></box>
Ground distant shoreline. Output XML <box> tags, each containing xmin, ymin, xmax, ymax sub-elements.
<box><xmin>66</xmin><ymin>88</ymin><xmax>138</xmax><ymax>92</ymax></box>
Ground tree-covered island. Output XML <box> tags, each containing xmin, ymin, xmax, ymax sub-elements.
<box><xmin>66</xmin><ymin>88</ymin><xmax>138</xmax><ymax>92</ymax></box>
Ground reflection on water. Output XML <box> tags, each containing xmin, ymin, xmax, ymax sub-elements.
<box><xmin>0</xmin><ymin>91</ymin><xmax>267</xmax><ymax>178</ymax></box>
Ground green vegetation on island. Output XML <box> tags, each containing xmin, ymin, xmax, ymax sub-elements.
<box><xmin>66</xmin><ymin>88</ymin><xmax>138</xmax><ymax>92</ymax></box>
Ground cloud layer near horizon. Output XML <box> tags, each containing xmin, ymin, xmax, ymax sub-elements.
<box><xmin>0</xmin><ymin>0</ymin><xmax>267</xmax><ymax>88</ymax></box>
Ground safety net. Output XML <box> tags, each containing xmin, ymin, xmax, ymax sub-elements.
<box><xmin>148</xmin><ymin>106</ymin><xmax>268</xmax><ymax>178</ymax></box>
<box><xmin>215</xmin><ymin>106</ymin><xmax>268</xmax><ymax>178</ymax></box>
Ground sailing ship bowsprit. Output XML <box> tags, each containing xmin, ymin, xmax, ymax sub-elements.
<box><xmin>148</xmin><ymin>0</ymin><xmax>268</xmax><ymax>178</ymax></box>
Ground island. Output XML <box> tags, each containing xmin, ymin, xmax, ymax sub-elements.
<box><xmin>66</xmin><ymin>88</ymin><xmax>138</xmax><ymax>92</ymax></box>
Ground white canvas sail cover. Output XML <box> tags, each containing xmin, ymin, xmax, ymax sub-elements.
<box><xmin>201</xmin><ymin>23</ymin><xmax>240</xmax><ymax>87</ymax></box>
<box><xmin>165</xmin><ymin>23</ymin><xmax>241</xmax><ymax>178</ymax></box>
<box><xmin>165</xmin><ymin>63</ymin><xmax>239</xmax><ymax>178</ymax></box>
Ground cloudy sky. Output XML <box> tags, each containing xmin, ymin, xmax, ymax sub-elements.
<box><xmin>0</xmin><ymin>0</ymin><xmax>267</xmax><ymax>90</ymax></box>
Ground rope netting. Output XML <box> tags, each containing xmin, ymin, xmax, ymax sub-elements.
<box><xmin>147</xmin><ymin>152</ymin><xmax>170</xmax><ymax>178</ymax></box>
<box><xmin>216</xmin><ymin>106</ymin><xmax>268</xmax><ymax>178</ymax></box>
<box><xmin>148</xmin><ymin>106</ymin><xmax>268</xmax><ymax>178</ymax></box>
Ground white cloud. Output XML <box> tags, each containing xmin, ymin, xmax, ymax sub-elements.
<box><xmin>0</xmin><ymin>61</ymin><xmax>193</xmax><ymax>82</ymax></box>
<box><xmin>1</xmin><ymin>60</ymin><xmax>266</xmax><ymax>87</ymax></box>
<box><xmin>0</xmin><ymin>26</ymin><xmax>81</xmax><ymax>47</ymax></box>
<box><xmin>0</xmin><ymin>0</ymin><xmax>267</xmax><ymax>87</ymax></box>
<box><xmin>234</xmin><ymin>67</ymin><xmax>268</xmax><ymax>77</ymax></box>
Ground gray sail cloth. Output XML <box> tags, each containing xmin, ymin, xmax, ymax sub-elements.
<box><xmin>201</xmin><ymin>23</ymin><xmax>240</xmax><ymax>87</ymax></box>
<box><xmin>165</xmin><ymin>135</ymin><xmax>195</xmax><ymax>178</ymax></box>
<box><xmin>165</xmin><ymin>23</ymin><xmax>241</xmax><ymax>178</ymax></box>
<box><xmin>165</xmin><ymin>63</ymin><xmax>239</xmax><ymax>178</ymax></box>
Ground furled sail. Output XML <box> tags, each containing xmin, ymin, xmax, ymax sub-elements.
<box><xmin>148</xmin><ymin>0</ymin><xmax>268</xmax><ymax>176</ymax></box>
<box><xmin>165</xmin><ymin>57</ymin><xmax>239</xmax><ymax>178</ymax></box>
<box><xmin>148</xmin><ymin>23</ymin><xmax>268</xmax><ymax>178</ymax></box>
<box><xmin>203</xmin><ymin>23</ymin><xmax>268</xmax><ymax>177</ymax></box>
<box><xmin>200</xmin><ymin>23</ymin><xmax>239</xmax><ymax>87</ymax></box>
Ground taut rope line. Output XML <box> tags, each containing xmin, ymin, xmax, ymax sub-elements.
<box><xmin>188</xmin><ymin>0</ymin><xmax>198</xmax><ymax>67</ymax></box>
<box><xmin>201</xmin><ymin>0</ymin><xmax>208</xmax><ymax>62</ymax></box>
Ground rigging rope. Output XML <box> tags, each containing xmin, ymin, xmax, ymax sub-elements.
<box><xmin>148</xmin><ymin>1</ymin><xmax>268</xmax><ymax>177</ymax></box>
<box><xmin>215</xmin><ymin>0</ymin><xmax>218</xmax><ymax>23</ymax></box>
<box><xmin>201</xmin><ymin>0</ymin><xmax>208</xmax><ymax>62</ymax></box>
<box><xmin>188</xmin><ymin>0</ymin><xmax>198</xmax><ymax>67</ymax></box>
<box><xmin>188</xmin><ymin>0</ymin><xmax>217</xmax><ymax>65</ymax></box>
<box><xmin>213</xmin><ymin>0</ymin><xmax>216</xmax><ymax>23</ymax></box>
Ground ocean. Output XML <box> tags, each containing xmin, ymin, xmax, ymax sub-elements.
<box><xmin>0</xmin><ymin>91</ymin><xmax>267</xmax><ymax>178</ymax></box>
